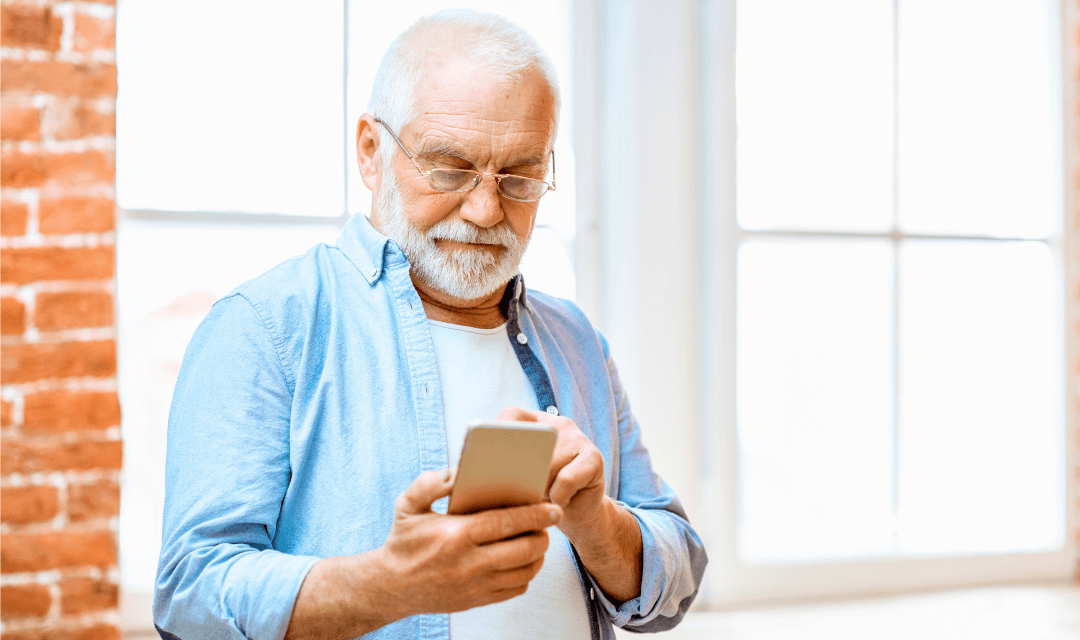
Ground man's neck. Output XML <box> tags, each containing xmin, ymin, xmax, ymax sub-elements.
<box><xmin>411</xmin><ymin>274</ymin><xmax>507</xmax><ymax>329</ymax></box>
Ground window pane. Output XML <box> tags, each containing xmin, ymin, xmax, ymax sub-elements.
<box><xmin>737</xmin><ymin>239</ymin><xmax>894</xmax><ymax>562</ymax></box>
<box><xmin>897</xmin><ymin>0</ymin><xmax>1055</xmax><ymax>238</ymax></box>
<box><xmin>117</xmin><ymin>221</ymin><xmax>340</xmax><ymax>591</ymax></box>
<box><xmin>898</xmin><ymin>240</ymin><xmax>1062</xmax><ymax>555</ymax></box>
<box><xmin>116</xmin><ymin>0</ymin><xmax>345</xmax><ymax>216</ymax></box>
<box><xmin>736</xmin><ymin>0</ymin><xmax>894</xmax><ymax>233</ymax></box>
<box><xmin>520</xmin><ymin>226</ymin><xmax>575</xmax><ymax>300</ymax></box>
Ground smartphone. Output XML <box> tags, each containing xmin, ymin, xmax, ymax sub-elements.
<box><xmin>447</xmin><ymin>419</ymin><xmax>558</xmax><ymax>515</ymax></box>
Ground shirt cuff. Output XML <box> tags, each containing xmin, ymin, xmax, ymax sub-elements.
<box><xmin>582</xmin><ymin>501</ymin><xmax>653</xmax><ymax>628</ymax></box>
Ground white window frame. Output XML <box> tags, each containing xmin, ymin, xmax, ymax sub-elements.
<box><xmin>574</xmin><ymin>0</ymin><xmax>1077</xmax><ymax>608</ymax></box>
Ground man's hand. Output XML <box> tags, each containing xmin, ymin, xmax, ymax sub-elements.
<box><xmin>496</xmin><ymin>406</ymin><xmax>605</xmax><ymax>540</ymax></box>
<box><xmin>375</xmin><ymin>469</ymin><xmax>562</xmax><ymax>617</ymax></box>
<box><xmin>497</xmin><ymin>406</ymin><xmax>643</xmax><ymax>603</ymax></box>
<box><xmin>285</xmin><ymin>470</ymin><xmax>562</xmax><ymax>640</ymax></box>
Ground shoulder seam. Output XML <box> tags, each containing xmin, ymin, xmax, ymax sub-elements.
<box><xmin>228</xmin><ymin>292</ymin><xmax>297</xmax><ymax>393</ymax></box>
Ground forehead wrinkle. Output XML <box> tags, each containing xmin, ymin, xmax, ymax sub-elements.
<box><xmin>421</xmin><ymin>107</ymin><xmax>554</xmax><ymax>140</ymax></box>
<box><xmin>413</xmin><ymin>124</ymin><xmax>551</xmax><ymax>171</ymax></box>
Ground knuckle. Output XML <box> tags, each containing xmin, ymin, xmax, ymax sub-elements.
<box><xmin>441</xmin><ymin>518</ymin><xmax>466</xmax><ymax>542</ymax></box>
<box><xmin>499</xmin><ymin>512</ymin><xmax>519</xmax><ymax>538</ymax></box>
<box><xmin>527</xmin><ymin>507</ymin><xmax>550</xmax><ymax>530</ymax></box>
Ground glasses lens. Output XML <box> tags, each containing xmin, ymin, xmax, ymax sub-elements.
<box><xmin>427</xmin><ymin>169</ymin><xmax>479</xmax><ymax>192</ymax></box>
<box><xmin>498</xmin><ymin>176</ymin><xmax>548</xmax><ymax>201</ymax></box>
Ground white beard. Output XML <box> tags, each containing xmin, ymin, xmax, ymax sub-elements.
<box><xmin>375</xmin><ymin>167</ymin><xmax>530</xmax><ymax>301</ymax></box>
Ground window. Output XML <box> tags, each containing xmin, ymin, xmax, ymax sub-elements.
<box><xmin>115</xmin><ymin>0</ymin><xmax>575</xmax><ymax>628</ymax></box>
<box><xmin>718</xmin><ymin>0</ymin><xmax>1065</xmax><ymax>599</ymax></box>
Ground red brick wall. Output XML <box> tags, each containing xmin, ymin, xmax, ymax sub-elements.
<box><xmin>1</xmin><ymin>1</ymin><xmax>121</xmax><ymax>638</ymax></box>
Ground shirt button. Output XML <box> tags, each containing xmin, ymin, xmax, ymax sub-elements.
<box><xmin>516</xmin><ymin>333</ymin><xmax>528</xmax><ymax>345</ymax></box>
<box><xmin>546</xmin><ymin>405</ymin><xmax>559</xmax><ymax>416</ymax></box>
<box><xmin>368</xmin><ymin>268</ymin><xmax>378</xmax><ymax>279</ymax></box>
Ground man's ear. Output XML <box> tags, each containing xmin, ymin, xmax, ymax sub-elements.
<box><xmin>356</xmin><ymin>113</ymin><xmax>382</xmax><ymax>193</ymax></box>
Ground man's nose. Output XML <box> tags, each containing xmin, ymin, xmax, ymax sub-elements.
<box><xmin>457</xmin><ymin>174</ymin><xmax>504</xmax><ymax>228</ymax></box>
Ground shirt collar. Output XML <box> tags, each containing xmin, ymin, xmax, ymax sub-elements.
<box><xmin>499</xmin><ymin>273</ymin><xmax>529</xmax><ymax>314</ymax></box>
<box><xmin>336</xmin><ymin>213</ymin><xmax>405</xmax><ymax>285</ymax></box>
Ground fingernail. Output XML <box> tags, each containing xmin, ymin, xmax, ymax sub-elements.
<box><xmin>550</xmin><ymin>509</ymin><xmax>561</xmax><ymax>523</ymax></box>
<box><xmin>441</xmin><ymin>469</ymin><xmax>451</xmax><ymax>482</ymax></box>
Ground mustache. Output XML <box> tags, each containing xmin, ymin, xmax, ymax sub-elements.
<box><xmin>425</xmin><ymin>217</ymin><xmax>519</xmax><ymax>248</ymax></box>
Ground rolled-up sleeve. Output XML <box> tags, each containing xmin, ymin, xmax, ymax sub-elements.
<box><xmin>154</xmin><ymin>294</ymin><xmax>319</xmax><ymax>640</ymax></box>
<box><xmin>588</xmin><ymin>336</ymin><xmax>708</xmax><ymax>632</ymax></box>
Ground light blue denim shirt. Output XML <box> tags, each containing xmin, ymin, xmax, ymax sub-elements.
<box><xmin>154</xmin><ymin>213</ymin><xmax>707</xmax><ymax>640</ymax></box>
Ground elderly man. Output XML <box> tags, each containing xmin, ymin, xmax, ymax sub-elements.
<box><xmin>154</xmin><ymin>10</ymin><xmax>705</xmax><ymax>640</ymax></box>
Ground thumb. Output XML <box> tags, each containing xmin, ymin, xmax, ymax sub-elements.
<box><xmin>497</xmin><ymin>405</ymin><xmax>537</xmax><ymax>422</ymax></box>
<box><xmin>395</xmin><ymin>469</ymin><xmax>454</xmax><ymax>516</ymax></box>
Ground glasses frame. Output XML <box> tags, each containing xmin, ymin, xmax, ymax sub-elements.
<box><xmin>373</xmin><ymin>117</ymin><xmax>556</xmax><ymax>203</ymax></box>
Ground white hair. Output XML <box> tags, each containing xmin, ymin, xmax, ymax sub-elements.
<box><xmin>367</xmin><ymin>8</ymin><xmax>561</xmax><ymax>168</ymax></box>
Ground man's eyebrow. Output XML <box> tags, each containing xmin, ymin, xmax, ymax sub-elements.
<box><xmin>505</xmin><ymin>154</ymin><xmax>549</xmax><ymax>168</ymax></box>
<box><xmin>416</xmin><ymin>139</ymin><xmax>471</xmax><ymax>162</ymax></box>
<box><xmin>416</xmin><ymin>139</ymin><xmax>550</xmax><ymax>171</ymax></box>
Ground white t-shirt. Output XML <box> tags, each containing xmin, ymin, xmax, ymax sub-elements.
<box><xmin>428</xmin><ymin>319</ymin><xmax>592</xmax><ymax>640</ymax></box>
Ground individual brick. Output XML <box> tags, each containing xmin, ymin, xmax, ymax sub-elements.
<box><xmin>0</xmin><ymin>148</ymin><xmax>115</xmax><ymax>190</ymax></box>
<box><xmin>0</xmin><ymin>583</ymin><xmax>51</xmax><ymax>620</ymax></box>
<box><xmin>24</xmin><ymin>390</ymin><xmax>120</xmax><ymax>433</ymax></box>
<box><xmin>0</xmin><ymin>340</ymin><xmax>116</xmax><ymax>383</ymax></box>
<box><xmin>0</xmin><ymin>246</ymin><xmax>115</xmax><ymax>284</ymax></box>
<box><xmin>60</xmin><ymin>577</ymin><xmax>118</xmax><ymax>614</ymax></box>
<box><xmin>1</xmin><ymin>102</ymin><xmax>40</xmax><ymax>141</ymax></box>
<box><xmin>0</xmin><ymin>530</ymin><xmax>116</xmax><ymax>572</ymax></box>
<box><xmin>0</xmin><ymin>485</ymin><xmax>60</xmax><ymax>524</ymax></box>
<box><xmin>1</xmin><ymin>399</ymin><xmax>13</xmax><ymax>427</ymax></box>
<box><xmin>42</xmin><ymin>102</ymin><xmax>115</xmax><ymax>141</ymax></box>
<box><xmin>38</xmin><ymin>196</ymin><xmax>114</xmax><ymax>234</ymax></box>
<box><xmin>34</xmin><ymin>291</ymin><xmax>114</xmax><ymax>330</ymax></box>
<box><xmin>2</xmin><ymin>296</ymin><xmax>27</xmax><ymax>335</ymax></box>
<box><xmin>67</xmin><ymin>479</ymin><xmax>119</xmax><ymax>522</ymax></box>
<box><xmin>1</xmin><ymin>199</ymin><xmax>29</xmax><ymax>236</ymax></box>
<box><xmin>1</xmin><ymin>60</ymin><xmax>117</xmax><ymax>98</ymax></box>
<box><xmin>0</xmin><ymin>5</ymin><xmax>62</xmax><ymax>51</ymax></box>
<box><xmin>72</xmin><ymin>15</ymin><xmax>115</xmax><ymax>53</ymax></box>
<box><xmin>0</xmin><ymin>437</ymin><xmax>122</xmax><ymax>474</ymax></box>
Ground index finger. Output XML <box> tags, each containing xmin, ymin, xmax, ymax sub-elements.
<box><xmin>465</xmin><ymin>503</ymin><xmax>563</xmax><ymax>545</ymax></box>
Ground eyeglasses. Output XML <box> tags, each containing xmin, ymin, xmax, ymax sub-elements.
<box><xmin>374</xmin><ymin>118</ymin><xmax>555</xmax><ymax>203</ymax></box>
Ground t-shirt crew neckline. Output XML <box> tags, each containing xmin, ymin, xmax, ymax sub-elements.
<box><xmin>427</xmin><ymin>319</ymin><xmax>508</xmax><ymax>335</ymax></box>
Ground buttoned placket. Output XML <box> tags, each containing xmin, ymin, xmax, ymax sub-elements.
<box><xmin>378</xmin><ymin>244</ymin><xmax>452</xmax><ymax>507</ymax></box>
<box><xmin>501</xmin><ymin>274</ymin><xmax>604</xmax><ymax>640</ymax></box>
<box><xmin>373</xmin><ymin>244</ymin><xmax>454</xmax><ymax>640</ymax></box>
